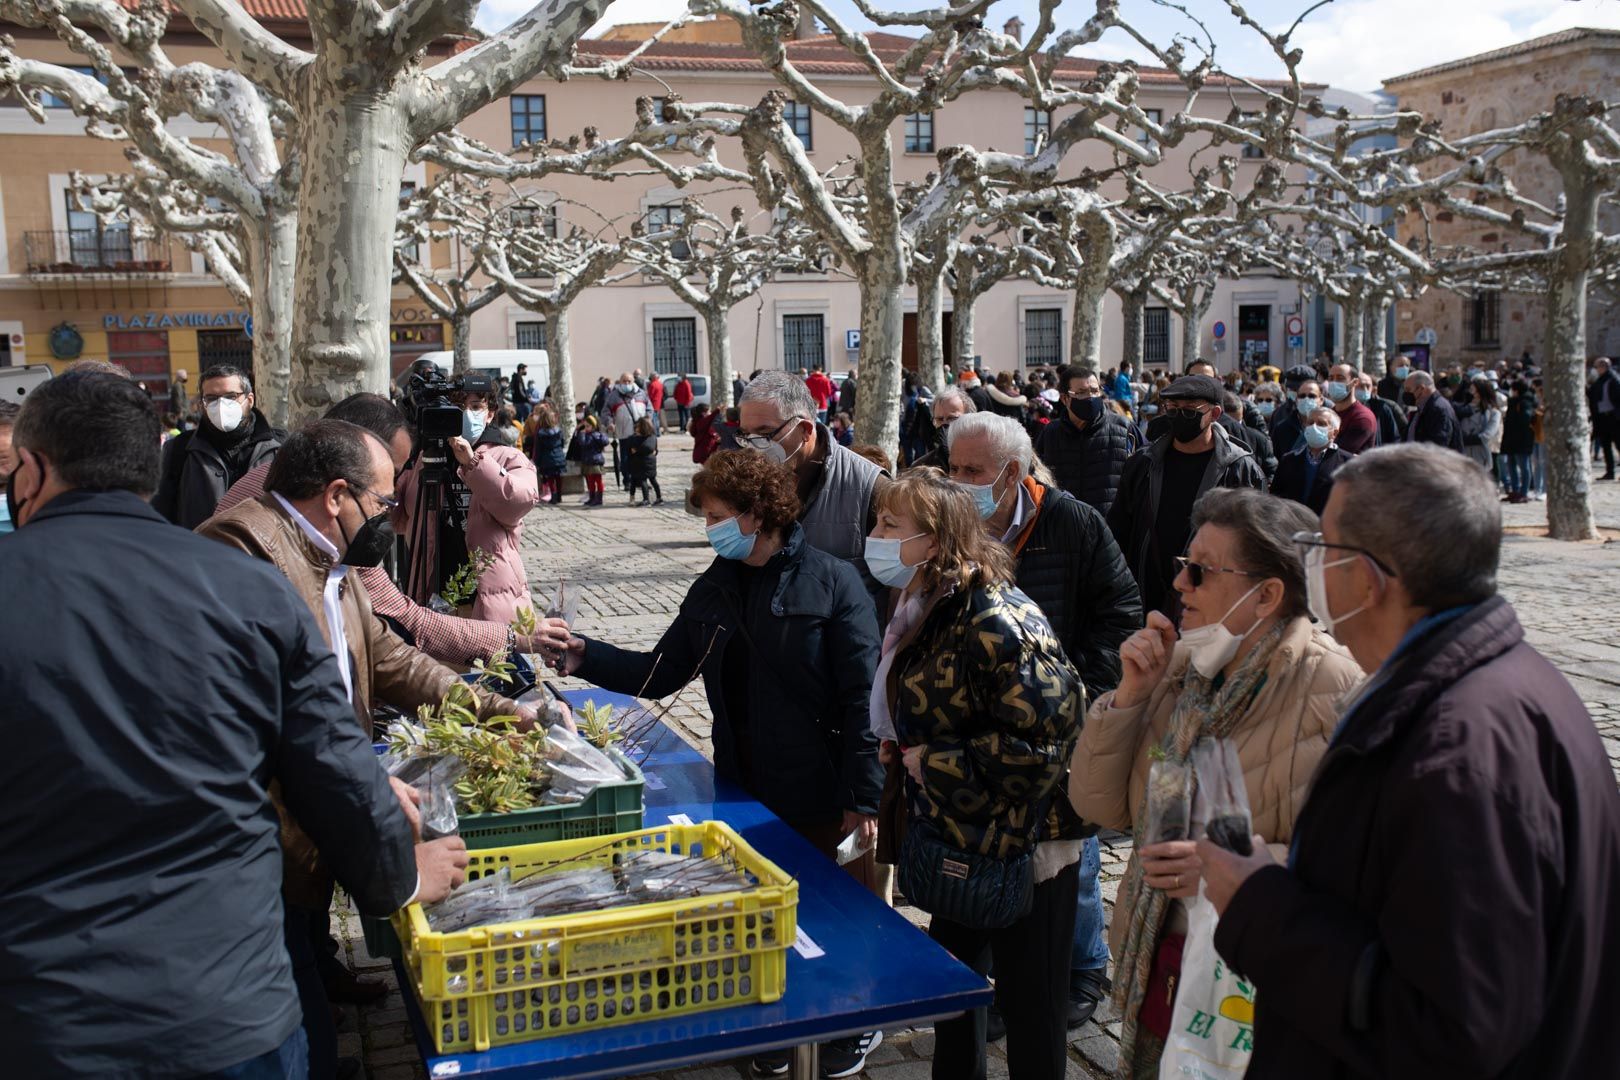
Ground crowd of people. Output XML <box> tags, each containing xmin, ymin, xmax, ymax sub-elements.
<box><xmin>1</xmin><ymin>349</ymin><xmax>1617</xmax><ymax>1080</ymax></box>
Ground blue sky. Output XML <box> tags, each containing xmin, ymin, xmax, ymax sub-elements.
<box><xmin>474</xmin><ymin>0</ymin><xmax>1620</xmax><ymax>93</ymax></box>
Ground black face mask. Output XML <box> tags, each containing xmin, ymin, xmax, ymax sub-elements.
<box><xmin>1170</xmin><ymin>411</ymin><xmax>1208</xmax><ymax>443</ymax></box>
<box><xmin>7</xmin><ymin>452</ymin><xmax>40</xmax><ymax>528</ymax></box>
<box><xmin>1069</xmin><ymin>396</ymin><xmax>1106</xmax><ymax>427</ymax></box>
<box><xmin>338</xmin><ymin>495</ymin><xmax>396</xmax><ymax>568</ymax></box>
<box><xmin>1401</xmin><ymin>390</ymin><xmax>1419</xmax><ymax>407</ymax></box>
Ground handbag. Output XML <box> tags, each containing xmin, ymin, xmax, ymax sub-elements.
<box><xmin>897</xmin><ymin>817</ymin><xmax>1033</xmax><ymax>931</ymax></box>
<box><xmin>1137</xmin><ymin>931</ymin><xmax>1186</xmax><ymax>1040</ymax></box>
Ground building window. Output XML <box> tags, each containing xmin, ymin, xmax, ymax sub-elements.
<box><xmin>1024</xmin><ymin>308</ymin><xmax>1062</xmax><ymax>367</ymax></box>
<box><xmin>1138</xmin><ymin>107</ymin><xmax>1162</xmax><ymax>147</ymax></box>
<box><xmin>1240</xmin><ymin>111</ymin><xmax>1265</xmax><ymax>159</ymax></box>
<box><xmin>783</xmin><ymin>313</ymin><xmax>825</xmax><ymax>370</ymax></box>
<box><xmin>646</xmin><ymin>204</ymin><xmax>690</xmax><ymax>260</ymax></box>
<box><xmin>649</xmin><ymin>96</ymin><xmax>679</xmax><ymax>146</ymax></box>
<box><xmin>515</xmin><ymin>320</ymin><xmax>546</xmax><ymax>351</ymax></box>
<box><xmin>1468</xmin><ymin>290</ymin><xmax>1501</xmax><ymax>347</ymax></box>
<box><xmin>510</xmin><ymin>94</ymin><xmax>547</xmax><ymax>147</ymax></box>
<box><xmin>509</xmin><ymin>202</ymin><xmax>558</xmax><ymax>239</ymax></box>
<box><xmin>783</xmin><ymin>101</ymin><xmax>813</xmax><ymax>150</ymax></box>
<box><xmin>64</xmin><ymin>188</ymin><xmax>130</xmax><ymax>267</ymax></box>
<box><xmin>652</xmin><ymin>317</ymin><xmax>698</xmax><ymax>375</ymax></box>
<box><xmin>904</xmin><ymin>112</ymin><xmax>934</xmax><ymax>153</ymax></box>
<box><xmin>40</xmin><ymin>65</ymin><xmax>101</xmax><ymax>109</ymax></box>
<box><xmin>1024</xmin><ymin>107</ymin><xmax>1051</xmax><ymax>155</ymax></box>
<box><xmin>1144</xmin><ymin>306</ymin><xmax>1170</xmax><ymax>365</ymax></box>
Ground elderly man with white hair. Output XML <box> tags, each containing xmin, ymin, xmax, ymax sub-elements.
<box><xmin>944</xmin><ymin>410</ymin><xmax>1143</xmax><ymax>1032</ymax></box>
<box><xmin>911</xmin><ymin>385</ymin><xmax>977</xmax><ymax>471</ymax></box>
<box><xmin>1272</xmin><ymin>405</ymin><xmax>1354</xmax><ymax>514</ymax></box>
<box><xmin>1400</xmin><ymin>369</ymin><xmax>1464</xmax><ymax>450</ymax></box>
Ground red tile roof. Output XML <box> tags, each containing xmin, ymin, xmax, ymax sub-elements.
<box><xmin>116</xmin><ymin>0</ymin><xmax>308</xmax><ymax>24</ymax></box>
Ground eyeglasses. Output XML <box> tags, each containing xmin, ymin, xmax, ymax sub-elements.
<box><xmin>736</xmin><ymin>417</ymin><xmax>797</xmax><ymax>452</ymax></box>
<box><xmin>1174</xmin><ymin>556</ymin><xmax>1260</xmax><ymax>588</ymax></box>
<box><xmin>1161</xmin><ymin>404</ymin><xmax>1209</xmax><ymax>418</ymax></box>
<box><xmin>350</xmin><ymin>483</ymin><xmax>399</xmax><ymax>513</ymax></box>
<box><xmin>1290</xmin><ymin>531</ymin><xmax>1396</xmax><ymax>577</ymax></box>
<box><xmin>201</xmin><ymin>391</ymin><xmax>248</xmax><ymax>405</ymax></box>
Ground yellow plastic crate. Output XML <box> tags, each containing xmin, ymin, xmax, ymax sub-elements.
<box><xmin>396</xmin><ymin>821</ymin><xmax>798</xmax><ymax>1053</ymax></box>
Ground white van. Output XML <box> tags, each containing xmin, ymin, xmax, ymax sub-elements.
<box><xmin>0</xmin><ymin>364</ymin><xmax>54</xmax><ymax>405</ymax></box>
<box><xmin>411</xmin><ymin>350</ymin><xmax>551</xmax><ymax>402</ymax></box>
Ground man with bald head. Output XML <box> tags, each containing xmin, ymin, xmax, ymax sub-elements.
<box><xmin>1401</xmin><ymin>370</ymin><xmax>1463</xmax><ymax>451</ymax></box>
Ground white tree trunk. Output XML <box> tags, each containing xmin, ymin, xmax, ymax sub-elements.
<box><xmin>545</xmin><ymin>306</ymin><xmax>576</xmax><ymax>446</ymax></box>
<box><xmin>243</xmin><ymin>208</ymin><xmax>297</xmax><ymax>428</ymax></box>
<box><xmin>1542</xmin><ymin>169</ymin><xmax>1598</xmax><ymax>541</ymax></box>
<box><xmin>1341</xmin><ymin>297</ymin><xmax>1366</xmax><ymax>371</ymax></box>
<box><xmin>1070</xmin><ymin>266</ymin><xmax>1108</xmax><ymax>371</ymax></box>
<box><xmin>288</xmin><ymin>87</ymin><xmax>411</xmax><ymax>421</ymax></box>
<box><xmin>704</xmin><ymin>307</ymin><xmax>733</xmax><ymax>412</ymax></box>
<box><xmin>916</xmin><ymin>266</ymin><xmax>946</xmax><ymax>395</ymax></box>
<box><xmin>1121</xmin><ymin>288</ymin><xmax>1145</xmax><ymax>373</ymax></box>
<box><xmin>854</xmin><ymin>266</ymin><xmax>905</xmax><ymax>460</ymax></box>
<box><xmin>1178</xmin><ymin>302</ymin><xmax>1202</xmax><ymax>373</ymax></box>
<box><xmin>950</xmin><ymin>273</ymin><xmax>977</xmax><ymax>379</ymax></box>
<box><xmin>452</xmin><ymin>311</ymin><xmax>473</xmax><ymax>375</ymax></box>
<box><xmin>1366</xmin><ymin>296</ymin><xmax>1391</xmax><ymax>376</ymax></box>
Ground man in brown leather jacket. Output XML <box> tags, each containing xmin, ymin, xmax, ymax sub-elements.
<box><xmin>197</xmin><ymin>419</ymin><xmax>553</xmax><ymax>1080</ymax></box>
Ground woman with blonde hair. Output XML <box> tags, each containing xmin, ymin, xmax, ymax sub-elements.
<box><xmin>868</xmin><ymin>467</ymin><xmax>1087</xmax><ymax>1080</ymax></box>
<box><xmin>1068</xmin><ymin>487</ymin><xmax>1363</xmax><ymax>1077</ymax></box>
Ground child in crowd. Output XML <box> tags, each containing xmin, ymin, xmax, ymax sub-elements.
<box><xmin>567</xmin><ymin>415</ymin><xmax>610</xmax><ymax>507</ymax></box>
<box><xmin>622</xmin><ymin>416</ymin><xmax>663</xmax><ymax>506</ymax></box>
<box><xmin>530</xmin><ymin>403</ymin><xmax>567</xmax><ymax>505</ymax></box>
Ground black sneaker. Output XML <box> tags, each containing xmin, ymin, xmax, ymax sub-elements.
<box><xmin>821</xmin><ymin>1030</ymin><xmax>883</xmax><ymax>1078</ymax></box>
<box><xmin>750</xmin><ymin>1050</ymin><xmax>791</xmax><ymax>1077</ymax></box>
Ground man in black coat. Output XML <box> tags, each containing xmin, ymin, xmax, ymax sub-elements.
<box><xmin>1586</xmin><ymin>356</ymin><xmax>1618</xmax><ymax>480</ymax></box>
<box><xmin>1222</xmin><ymin>391</ymin><xmax>1276</xmax><ymax>483</ymax></box>
<box><xmin>1401</xmin><ymin>370</ymin><xmax>1464</xmax><ymax>450</ymax></box>
<box><xmin>1108</xmin><ymin>375</ymin><xmax>1265</xmax><ymax>617</ymax></box>
<box><xmin>946</xmin><ymin>411</ymin><xmax>1142</xmax><ymax>1029</ymax></box>
<box><xmin>1199</xmin><ymin>444</ymin><xmax>1620</xmax><ymax>1080</ymax></box>
<box><xmin>1377</xmin><ymin>354</ymin><xmax>1411</xmax><ymax>403</ymax></box>
<box><xmin>1036</xmin><ymin>364</ymin><xmax>1139</xmax><ymax>516</ymax></box>
<box><xmin>152</xmin><ymin>363</ymin><xmax>283</xmax><ymax>528</ymax></box>
<box><xmin>0</xmin><ymin>372</ymin><xmax>457</xmax><ymax>1078</ymax></box>
<box><xmin>1356</xmin><ymin>371</ymin><xmax>1405</xmax><ymax>446</ymax></box>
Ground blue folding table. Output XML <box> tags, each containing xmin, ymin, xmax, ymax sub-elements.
<box><xmin>393</xmin><ymin>686</ymin><xmax>992</xmax><ymax>1079</ymax></box>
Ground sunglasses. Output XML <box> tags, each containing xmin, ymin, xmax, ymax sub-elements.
<box><xmin>1290</xmin><ymin>531</ymin><xmax>1397</xmax><ymax>577</ymax></box>
<box><xmin>1174</xmin><ymin>556</ymin><xmax>1260</xmax><ymax>588</ymax></box>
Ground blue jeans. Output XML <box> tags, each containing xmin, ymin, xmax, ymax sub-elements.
<box><xmin>1531</xmin><ymin>444</ymin><xmax>1546</xmax><ymax>493</ymax></box>
<box><xmin>1503</xmin><ymin>453</ymin><xmax>1531</xmax><ymax>496</ymax></box>
<box><xmin>200</xmin><ymin>1028</ymin><xmax>308</xmax><ymax>1080</ymax></box>
<box><xmin>1070</xmin><ymin>835</ymin><xmax>1109</xmax><ymax>992</ymax></box>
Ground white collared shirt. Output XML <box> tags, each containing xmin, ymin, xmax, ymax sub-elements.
<box><xmin>997</xmin><ymin>481</ymin><xmax>1033</xmax><ymax>545</ymax></box>
<box><xmin>273</xmin><ymin>493</ymin><xmax>354</xmax><ymax>703</ymax></box>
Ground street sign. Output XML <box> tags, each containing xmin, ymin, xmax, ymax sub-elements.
<box><xmin>1212</xmin><ymin>320</ymin><xmax>1226</xmax><ymax>339</ymax></box>
<box><xmin>1284</xmin><ymin>314</ymin><xmax>1304</xmax><ymax>336</ymax></box>
<box><xmin>845</xmin><ymin>329</ymin><xmax>861</xmax><ymax>351</ymax></box>
<box><xmin>243</xmin><ymin>315</ymin><xmax>254</xmax><ymax>341</ymax></box>
<box><xmin>1415</xmin><ymin>327</ymin><xmax>1437</xmax><ymax>346</ymax></box>
<box><xmin>1288</xmin><ymin>334</ymin><xmax>1305</xmax><ymax>349</ymax></box>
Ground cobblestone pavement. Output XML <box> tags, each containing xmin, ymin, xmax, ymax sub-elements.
<box><xmin>345</xmin><ymin>435</ymin><xmax>1620</xmax><ymax>1080</ymax></box>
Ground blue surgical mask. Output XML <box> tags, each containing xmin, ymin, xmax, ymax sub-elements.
<box><xmin>1393</xmin><ymin>366</ymin><xmax>1410</xmax><ymax>380</ymax></box>
<box><xmin>864</xmin><ymin>533</ymin><xmax>926</xmax><ymax>589</ymax></box>
<box><xmin>1140</xmin><ymin>403</ymin><xmax>1159</xmax><ymax>415</ymax></box>
<box><xmin>1354</xmin><ymin>388</ymin><xmax>1372</xmax><ymax>403</ymax></box>
<box><xmin>959</xmin><ymin>467</ymin><xmax>1010</xmax><ymax>520</ymax></box>
<box><xmin>1303</xmin><ymin>423</ymin><xmax>1332</xmax><ymax>449</ymax></box>
<box><xmin>463</xmin><ymin>408</ymin><xmax>488</xmax><ymax>443</ymax></box>
<box><xmin>706</xmin><ymin>515</ymin><xmax>758</xmax><ymax>561</ymax></box>
<box><xmin>1295</xmin><ymin>395</ymin><xmax>1321</xmax><ymax>418</ymax></box>
<box><xmin>1255</xmin><ymin>400</ymin><xmax>1276</xmax><ymax>418</ymax></box>
<box><xmin>1325</xmin><ymin>381</ymin><xmax>1350</xmax><ymax>403</ymax></box>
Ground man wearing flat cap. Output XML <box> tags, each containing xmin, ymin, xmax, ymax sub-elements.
<box><xmin>1106</xmin><ymin>374</ymin><xmax>1265</xmax><ymax>616</ymax></box>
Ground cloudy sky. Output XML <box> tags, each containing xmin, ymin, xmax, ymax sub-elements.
<box><xmin>473</xmin><ymin>0</ymin><xmax>1620</xmax><ymax>92</ymax></box>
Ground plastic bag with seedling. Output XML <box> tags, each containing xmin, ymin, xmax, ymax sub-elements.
<box><xmin>578</xmin><ymin>701</ymin><xmax>624</xmax><ymax>751</ymax></box>
<box><xmin>1192</xmin><ymin>737</ymin><xmax>1254</xmax><ymax>856</ymax></box>
<box><xmin>1143</xmin><ymin>744</ymin><xmax>1194</xmax><ymax>845</ymax></box>
<box><xmin>546</xmin><ymin>580</ymin><xmax>578</xmax><ymax>627</ymax></box>
<box><xmin>438</xmin><ymin>549</ymin><xmax>496</xmax><ymax>612</ymax></box>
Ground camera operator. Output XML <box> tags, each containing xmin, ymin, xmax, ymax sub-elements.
<box><xmin>396</xmin><ymin>382</ymin><xmax>539</xmax><ymax>626</ymax></box>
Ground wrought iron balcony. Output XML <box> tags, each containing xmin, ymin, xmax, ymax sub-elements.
<box><xmin>24</xmin><ymin>229</ymin><xmax>171</xmax><ymax>275</ymax></box>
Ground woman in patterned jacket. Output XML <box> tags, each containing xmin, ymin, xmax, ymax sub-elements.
<box><xmin>866</xmin><ymin>467</ymin><xmax>1086</xmax><ymax>1080</ymax></box>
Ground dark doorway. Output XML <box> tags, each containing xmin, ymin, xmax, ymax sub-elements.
<box><xmin>901</xmin><ymin>311</ymin><xmax>954</xmax><ymax>373</ymax></box>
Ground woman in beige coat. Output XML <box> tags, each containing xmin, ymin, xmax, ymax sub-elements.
<box><xmin>1069</xmin><ymin>488</ymin><xmax>1363</xmax><ymax>1078</ymax></box>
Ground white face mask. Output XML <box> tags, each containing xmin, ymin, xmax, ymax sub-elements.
<box><xmin>206</xmin><ymin>398</ymin><xmax>244</xmax><ymax>432</ymax></box>
<box><xmin>1305</xmin><ymin>545</ymin><xmax>1371</xmax><ymax>638</ymax></box>
<box><xmin>1179</xmin><ymin>581</ymin><xmax>1265</xmax><ymax>679</ymax></box>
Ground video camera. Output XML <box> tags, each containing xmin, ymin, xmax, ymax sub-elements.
<box><xmin>401</xmin><ymin>367</ymin><xmax>495</xmax><ymax>604</ymax></box>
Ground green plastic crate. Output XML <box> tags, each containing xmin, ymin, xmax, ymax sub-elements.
<box><xmin>361</xmin><ymin>746</ymin><xmax>644</xmax><ymax>961</ymax></box>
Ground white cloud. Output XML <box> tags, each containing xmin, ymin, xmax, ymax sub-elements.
<box><xmin>1285</xmin><ymin>0</ymin><xmax>1620</xmax><ymax>91</ymax></box>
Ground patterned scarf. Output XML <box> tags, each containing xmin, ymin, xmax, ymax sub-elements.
<box><xmin>1113</xmin><ymin>620</ymin><xmax>1286</xmax><ymax>1078</ymax></box>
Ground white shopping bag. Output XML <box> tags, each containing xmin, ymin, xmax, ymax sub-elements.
<box><xmin>1157</xmin><ymin>890</ymin><xmax>1255</xmax><ymax>1079</ymax></box>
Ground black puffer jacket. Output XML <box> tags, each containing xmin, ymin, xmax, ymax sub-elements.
<box><xmin>1011</xmin><ymin>481</ymin><xmax>1142</xmax><ymax>698</ymax></box>
<box><xmin>1036</xmin><ymin>409</ymin><xmax>1138</xmax><ymax>516</ymax></box>
<box><xmin>576</xmin><ymin>524</ymin><xmax>881</xmax><ymax>826</ymax></box>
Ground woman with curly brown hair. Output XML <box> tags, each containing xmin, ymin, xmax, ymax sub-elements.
<box><xmin>868</xmin><ymin>467</ymin><xmax>1087</xmax><ymax>1080</ymax></box>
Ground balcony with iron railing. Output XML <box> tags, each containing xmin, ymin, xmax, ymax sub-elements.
<box><xmin>24</xmin><ymin>229</ymin><xmax>171</xmax><ymax>275</ymax></box>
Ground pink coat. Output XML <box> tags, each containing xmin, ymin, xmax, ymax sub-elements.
<box><xmin>458</xmin><ymin>444</ymin><xmax>540</xmax><ymax>626</ymax></box>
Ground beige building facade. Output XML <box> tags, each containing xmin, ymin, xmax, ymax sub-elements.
<box><xmin>1382</xmin><ymin>28</ymin><xmax>1620</xmax><ymax>368</ymax></box>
